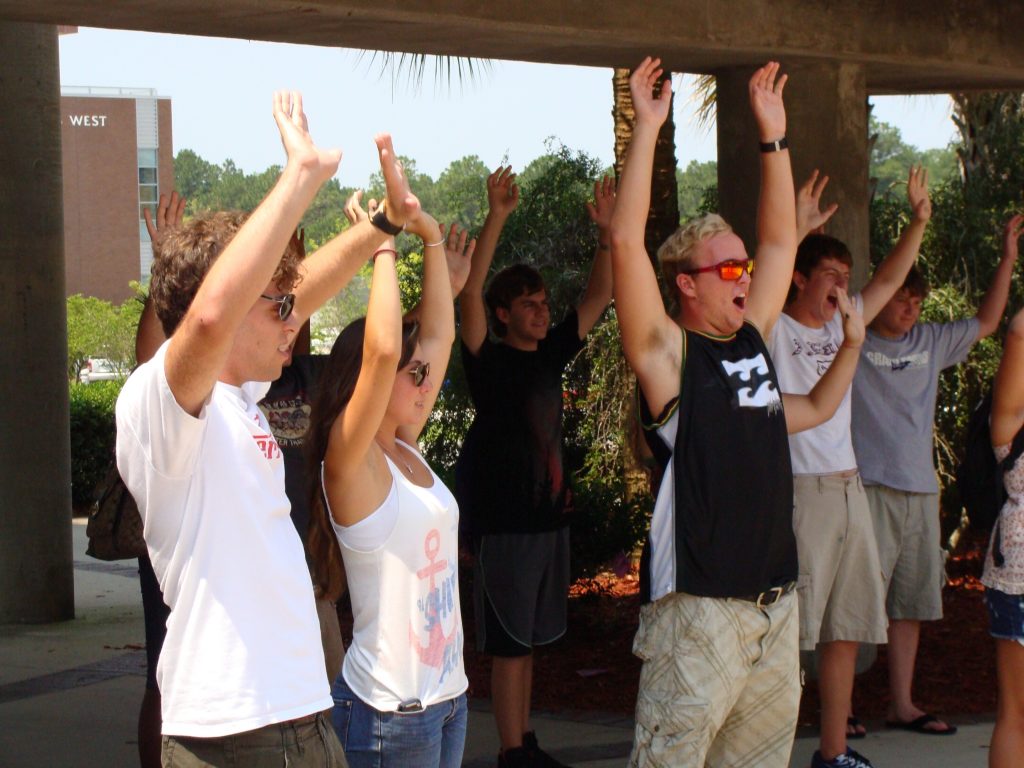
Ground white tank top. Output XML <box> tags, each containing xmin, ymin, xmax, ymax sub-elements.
<box><xmin>326</xmin><ymin>441</ymin><xmax>467</xmax><ymax>710</ymax></box>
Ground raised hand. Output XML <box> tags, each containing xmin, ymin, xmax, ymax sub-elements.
<box><xmin>487</xmin><ymin>166</ymin><xmax>520</xmax><ymax>218</ymax></box>
<box><xmin>796</xmin><ymin>170</ymin><xmax>838</xmax><ymax>239</ymax></box>
<box><xmin>629</xmin><ymin>56</ymin><xmax>672</xmax><ymax>129</ymax></box>
<box><xmin>1003</xmin><ymin>213</ymin><xmax>1024</xmax><ymax>262</ymax></box>
<box><xmin>343</xmin><ymin>189</ymin><xmax>369</xmax><ymax>226</ymax></box>
<box><xmin>748</xmin><ymin>61</ymin><xmax>788</xmax><ymax>141</ymax></box>
<box><xmin>443</xmin><ymin>223</ymin><xmax>477</xmax><ymax>298</ymax></box>
<box><xmin>143</xmin><ymin>191</ymin><xmax>186</xmax><ymax>242</ymax></box>
<box><xmin>835</xmin><ymin>287</ymin><xmax>865</xmax><ymax>348</ymax></box>
<box><xmin>404</xmin><ymin>208</ymin><xmax>441</xmax><ymax>244</ymax></box>
<box><xmin>586</xmin><ymin>175</ymin><xmax>617</xmax><ymax>230</ymax></box>
<box><xmin>272</xmin><ymin>91</ymin><xmax>341</xmax><ymax>184</ymax></box>
<box><xmin>907</xmin><ymin>165</ymin><xmax>931</xmax><ymax>222</ymax></box>
<box><xmin>375</xmin><ymin>133</ymin><xmax>421</xmax><ymax>229</ymax></box>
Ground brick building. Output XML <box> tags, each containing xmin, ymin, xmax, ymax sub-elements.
<box><xmin>61</xmin><ymin>86</ymin><xmax>173</xmax><ymax>302</ymax></box>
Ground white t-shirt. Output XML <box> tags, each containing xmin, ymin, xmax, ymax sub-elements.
<box><xmin>768</xmin><ymin>295</ymin><xmax>863</xmax><ymax>475</ymax></box>
<box><xmin>115</xmin><ymin>341</ymin><xmax>332</xmax><ymax>737</ymax></box>
<box><xmin>328</xmin><ymin>442</ymin><xmax>467</xmax><ymax>711</ymax></box>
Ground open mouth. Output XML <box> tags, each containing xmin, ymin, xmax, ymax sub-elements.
<box><xmin>733</xmin><ymin>294</ymin><xmax>747</xmax><ymax>310</ymax></box>
<box><xmin>827</xmin><ymin>295</ymin><xmax>838</xmax><ymax>309</ymax></box>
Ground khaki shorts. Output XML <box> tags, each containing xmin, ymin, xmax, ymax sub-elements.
<box><xmin>793</xmin><ymin>474</ymin><xmax>888</xmax><ymax>650</ymax></box>
<box><xmin>865</xmin><ymin>485</ymin><xmax>945</xmax><ymax>621</ymax></box>
<box><xmin>628</xmin><ymin>591</ymin><xmax>800</xmax><ymax>768</ymax></box>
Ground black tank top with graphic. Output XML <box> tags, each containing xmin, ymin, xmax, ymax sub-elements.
<box><xmin>640</xmin><ymin>322</ymin><xmax>796</xmax><ymax>600</ymax></box>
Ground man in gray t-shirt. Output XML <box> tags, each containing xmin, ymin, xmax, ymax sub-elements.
<box><xmin>851</xmin><ymin>216</ymin><xmax>1021</xmax><ymax>735</ymax></box>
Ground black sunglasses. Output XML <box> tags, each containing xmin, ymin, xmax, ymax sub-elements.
<box><xmin>260</xmin><ymin>292</ymin><xmax>296</xmax><ymax>321</ymax></box>
<box><xmin>408</xmin><ymin>361</ymin><xmax>430</xmax><ymax>387</ymax></box>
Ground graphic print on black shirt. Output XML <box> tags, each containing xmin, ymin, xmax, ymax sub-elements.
<box><xmin>721</xmin><ymin>353</ymin><xmax>783</xmax><ymax>413</ymax></box>
<box><xmin>639</xmin><ymin>323</ymin><xmax>796</xmax><ymax>601</ymax></box>
<box><xmin>259</xmin><ymin>355</ymin><xmax>328</xmax><ymax>543</ymax></box>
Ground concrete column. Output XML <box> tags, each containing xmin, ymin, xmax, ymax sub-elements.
<box><xmin>716</xmin><ymin>61</ymin><xmax>871</xmax><ymax>288</ymax></box>
<box><xmin>0</xmin><ymin>22</ymin><xmax>74</xmax><ymax>623</ymax></box>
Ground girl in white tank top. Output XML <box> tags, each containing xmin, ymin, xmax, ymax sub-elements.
<box><xmin>305</xmin><ymin>210</ymin><xmax>475</xmax><ymax>768</ymax></box>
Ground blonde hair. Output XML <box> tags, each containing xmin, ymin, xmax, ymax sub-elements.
<box><xmin>657</xmin><ymin>213</ymin><xmax>733</xmax><ymax>309</ymax></box>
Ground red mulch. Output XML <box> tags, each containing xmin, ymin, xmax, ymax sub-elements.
<box><xmin>340</xmin><ymin>532</ymin><xmax>996</xmax><ymax>722</ymax></box>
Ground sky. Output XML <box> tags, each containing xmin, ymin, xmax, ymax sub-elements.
<box><xmin>58</xmin><ymin>28</ymin><xmax>958</xmax><ymax>187</ymax></box>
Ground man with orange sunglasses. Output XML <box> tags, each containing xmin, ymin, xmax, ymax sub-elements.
<box><xmin>610</xmin><ymin>58</ymin><xmax>865</xmax><ymax>768</ymax></box>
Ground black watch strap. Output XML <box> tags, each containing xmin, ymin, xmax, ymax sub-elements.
<box><xmin>370</xmin><ymin>205</ymin><xmax>404</xmax><ymax>236</ymax></box>
<box><xmin>759</xmin><ymin>136</ymin><xmax>788</xmax><ymax>153</ymax></box>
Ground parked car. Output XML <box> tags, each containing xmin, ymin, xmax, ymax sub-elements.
<box><xmin>79</xmin><ymin>358</ymin><xmax>122</xmax><ymax>384</ymax></box>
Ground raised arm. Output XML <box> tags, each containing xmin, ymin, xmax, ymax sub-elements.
<box><xmin>403</xmin><ymin>223</ymin><xmax>476</xmax><ymax>325</ymax></box>
<box><xmin>976</xmin><ymin>213</ymin><xmax>1023</xmax><ymax>339</ymax></box>
<box><xmin>397</xmin><ymin>212</ymin><xmax>455</xmax><ymax>444</ymax></box>
<box><xmin>296</xmin><ymin>134</ymin><xmax>421</xmax><ymax>319</ymax></box>
<box><xmin>459</xmin><ymin>166</ymin><xmax>519</xmax><ymax>355</ymax></box>
<box><xmin>608</xmin><ymin>57</ymin><xmax>681</xmax><ymax>417</ymax></box>
<box><xmin>575</xmin><ymin>175</ymin><xmax>616</xmax><ymax>337</ymax></box>
<box><xmin>165</xmin><ymin>92</ymin><xmax>340</xmax><ymax>416</ymax></box>
<box><xmin>744</xmin><ymin>62</ymin><xmax>798</xmax><ymax>338</ymax></box>
<box><xmin>992</xmin><ymin>307</ymin><xmax>1024</xmax><ymax>446</ymax></box>
<box><xmin>783</xmin><ymin>288</ymin><xmax>864</xmax><ymax>433</ymax></box>
<box><xmin>795</xmin><ymin>169</ymin><xmax>839</xmax><ymax>242</ymax></box>
<box><xmin>860</xmin><ymin>165</ymin><xmax>931</xmax><ymax>322</ymax></box>
<box><xmin>323</xmin><ymin>239</ymin><xmax>404</xmax><ymax>525</ymax></box>
<box><xmin>137</xmin><ymin>191</ymin><xmax>186</xmax><ymax>363</ymax></box>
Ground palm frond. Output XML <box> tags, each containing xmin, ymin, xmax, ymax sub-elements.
<box><xmin>689</xmin><ymin>74</ymin><xmax>717</xmax><ymax>133</ymax></box>
<box><xmin>358</xmin><ymin>50</ymin><xmax>492</xmax><ymax>97</ymax></box>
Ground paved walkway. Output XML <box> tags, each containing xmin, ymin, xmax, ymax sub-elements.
<box><xmin>0</xmin><ymin>521</ymin><xmax>996</xmax><ymax>767</ymax></box>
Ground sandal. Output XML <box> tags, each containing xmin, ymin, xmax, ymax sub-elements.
<box><xmin>846</xmin><ymin>715</ymin><xmax>867</xmax><ymax>739</ymax></box>
<box><xmin>885</xmin><ymin>713</ymin><xmax>957</xmax><ymax>736</ymax></box>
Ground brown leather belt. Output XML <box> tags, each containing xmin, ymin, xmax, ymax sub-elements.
<box><xmin>736</xmin><ymin>581</ymin><xmax>796</xmax><ymax>609</ymax></box>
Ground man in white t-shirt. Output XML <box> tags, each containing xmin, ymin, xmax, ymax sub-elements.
<box><xmin>767</xmin><ymin>167</ymin><xmax>932</xmax><ymax>768</ymax></box>
<box><xmin>116</xmin><ymin>93</ymin><xmax>419</xmax><ymax>766</ymax></box>
<box><xmin>850</xmin><ymin>215</ymin><xmax>1021</xmax><ymax>737</ymax></box>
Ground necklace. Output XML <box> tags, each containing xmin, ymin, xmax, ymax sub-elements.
<box><xmin>376</xmin><ymin>439</ymin><xmax>414</xmax><ymax>476</ymax></box>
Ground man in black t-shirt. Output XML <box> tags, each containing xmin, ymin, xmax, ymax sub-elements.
<box><xmin>610</xmin><ymin>59</ymin><xmax>869</xmax><ymax>768</ymax></box>
<box><xmin>456</xmin><ymin>168</ymin><xmax>614</xmax><ymax>768</ymax></box>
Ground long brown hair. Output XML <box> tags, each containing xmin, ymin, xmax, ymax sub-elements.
<box><xmin>305</xmin><ymin>317</ymin><xmax>420</xmax><ymax>600</ymax></box>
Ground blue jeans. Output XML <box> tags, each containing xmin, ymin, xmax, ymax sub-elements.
<box><xmin>986</xmin><ymin>587</ymin><xmax>1024</xmax><ymax>642</ymax></box>
<box><xmin>330</xmin><ymin>675</ymin><xmax>467</xmax><ymax>768</ymax></box>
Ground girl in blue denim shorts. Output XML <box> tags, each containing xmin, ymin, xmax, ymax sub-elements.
<box><xmin>984</xmin><ymin>287</ymin><xmax>1024</xmax><ymax>768</ymax></box>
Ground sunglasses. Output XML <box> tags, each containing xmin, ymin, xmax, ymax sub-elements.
<box><xmin>260</xmin><ymin>292</ymin><xmax>296</xmax><ymax>321</ymax></box>
<box><xmin>683</xmin><ymin>259</ymin><xmax>755</xmax><ymax>281</ymax></box>
<box><xmin>408</xmin><ymin>361</ymin><xmax>430</xmax><ymax>387</ymax></box>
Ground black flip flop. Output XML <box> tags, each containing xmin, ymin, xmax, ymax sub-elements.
<box><xmin>885</xmin><ymin>713</ymin><xmax>957</xmax><ymax>736</ymax></box>
<box><xmin>846</xmin><ymin>716</ymin><xmax>867</xmax><ymax>739</ymax></box>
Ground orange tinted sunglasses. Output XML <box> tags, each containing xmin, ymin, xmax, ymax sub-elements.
<box><xmin>684</xmin><ymin>259</ymin><xmax>755</xmax><ymax>281</ymax></box>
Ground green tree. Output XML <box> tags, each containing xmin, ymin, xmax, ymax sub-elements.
<box><xmin>676</xmin><ymin>160</ymin><xmax>718</xmax><ymax>222</ymax></box>
<box><xmin>174</xmin><ymin>148</ymin><xmax>220</xmax><ymax>205</ymax></box>
<box><xmin>66</xmin><ymin>290</ymin><xmax>145</xmax><ymax>380</ymax></box>
<box><xmin>869</xmin><ymin>114</ymin><xmax>957</xmax><ymax>197</ymax></box>
<box><xmin>433</xmin><ymin>155</ymin><xmax>490</xmax><ymax>231</ymax></box>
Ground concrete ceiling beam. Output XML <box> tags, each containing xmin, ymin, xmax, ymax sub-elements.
<box><xmin>1</xmin><ymin>1</ymin><xmax>1023</xmax><ymax>93</ymax></box>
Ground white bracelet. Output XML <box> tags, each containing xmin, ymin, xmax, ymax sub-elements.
<box><xmin>424</xmin><ymin>237</ymin><xmax>446</xmax><ymax>248</ymax></box>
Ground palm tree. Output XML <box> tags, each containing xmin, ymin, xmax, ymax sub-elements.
<box><xmin>612</xmin><ymin>68</ymin><xmax>681</xmax><ymax>259</ymax></box>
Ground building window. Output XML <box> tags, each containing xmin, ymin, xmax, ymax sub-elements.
<box><xmin>138</xmin><ymin>148</ymin><xmax>159</xmax><ymax>239</ymax></box>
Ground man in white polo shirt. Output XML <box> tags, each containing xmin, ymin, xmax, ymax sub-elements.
<box><xmin>116</xmin><ymin>92</ymin><xmax>418</xmax><ymax>766</ymax></box>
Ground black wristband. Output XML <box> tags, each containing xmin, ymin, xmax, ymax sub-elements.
<box><xmin>370</xmin><ymin>205</ymin><xmax>404</xmax><ymax>236</ymax></box>
<box><xmin>759</xmin><ymin>137</ymin><xmax>788</xmax><ymax>153</ymax></box>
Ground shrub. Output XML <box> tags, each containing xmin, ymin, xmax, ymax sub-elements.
<box><xmin>69</xmin><ymin>380</ymin><xmax>123</xmax><ymax>511</ymax></box>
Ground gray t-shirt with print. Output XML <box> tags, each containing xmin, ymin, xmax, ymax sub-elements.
<box><xmin>851</xmin><ymin>318</ymin><xmax>978</xmax><ymax>494</ymax></box>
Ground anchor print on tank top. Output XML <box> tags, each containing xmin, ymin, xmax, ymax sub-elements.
<box><xmin>409</xmin><ymin>528</ymin><xmax>460</xmax><ymax>682</ymax></box>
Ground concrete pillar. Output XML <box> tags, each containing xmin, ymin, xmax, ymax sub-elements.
<box><xmin>0</xmin><ymin>22</ymin><xmax>74</xmax><ymax>623</ymax></box>
<box><xmin>716</xmin><ymin>61</ymin><xmax>871</xmax><ymax>289</ymax></box>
